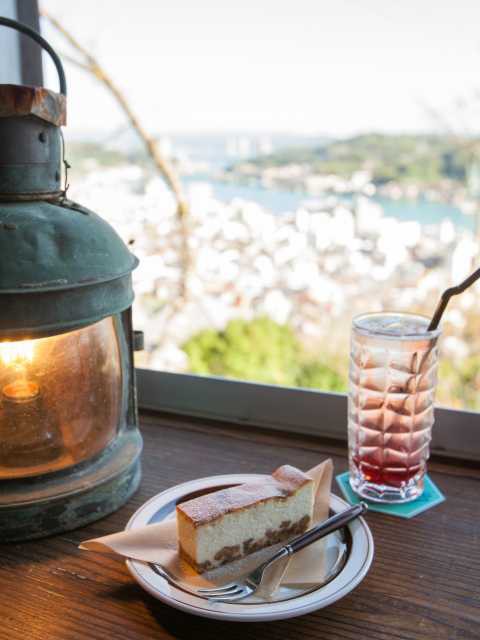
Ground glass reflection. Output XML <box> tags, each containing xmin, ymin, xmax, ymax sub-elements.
<box><xmin>0</xmin><ymin>317</ymin><xmax>121</xmax><ymax>478</ymax></box>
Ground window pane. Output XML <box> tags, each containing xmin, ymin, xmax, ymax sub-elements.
<box><xmin>43</xmin><ymin>0</ymin><xmax>480</xmax><ymax>411</ymax></box>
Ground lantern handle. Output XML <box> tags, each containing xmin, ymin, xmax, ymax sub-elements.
<box><xmin>0</xmin><ymin>16</ymin><xmax>67</xmax><ymax>96</ymax></box>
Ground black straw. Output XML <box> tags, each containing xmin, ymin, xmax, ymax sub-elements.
<box><xmin>428</xmin><ymin>267</ymin><xmax>480</xmax><ymax>331</ymax></box>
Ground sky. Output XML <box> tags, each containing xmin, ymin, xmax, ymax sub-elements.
<box><xmin>38</xmin><ymin>0</ymin><xmax>480</xmax><ymax>137</ymax></box>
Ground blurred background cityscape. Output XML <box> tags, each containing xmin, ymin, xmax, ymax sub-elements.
<box><xmin>41</xmin><ymin>0</ymin><xmax>480</xmax><ymax>410</ymax></box>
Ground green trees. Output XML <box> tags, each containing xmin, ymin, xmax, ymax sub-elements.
<box><xmin>249</xmin><ymin>133</ymin><xmax>472</xmax><ymax>186</ymax></box>
<box><xmin>296</xmin><ymin>360</ymin><xmax>345</xmax><ymax>392</ymax></box>
<box><xmin>183</xmin><ymin>316</ymin><xmax>347</xmax><ymax>392</ymax></box>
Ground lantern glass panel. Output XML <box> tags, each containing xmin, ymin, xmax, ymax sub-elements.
<box><xmin>0</xmin><ymin>317</ymin><xmax>121</xmax><ymax>479</ymax></box>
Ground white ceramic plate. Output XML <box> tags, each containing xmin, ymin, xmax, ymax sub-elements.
<box><xmin>126</xmin><ymin>474</ymin><xmax>374</xmax><ymax>622</ymax></box>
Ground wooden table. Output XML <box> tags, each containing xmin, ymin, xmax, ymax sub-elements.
<box><xmin>1</xmin><ymin>412</ymin><xmax>479</xmax><ymax>639</ymax></box>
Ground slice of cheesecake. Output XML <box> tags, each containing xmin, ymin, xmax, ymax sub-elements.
<box><xmin>176</xmin><ymin>465</ymin><xmax>314</xmax><ymax>573</ymax></box>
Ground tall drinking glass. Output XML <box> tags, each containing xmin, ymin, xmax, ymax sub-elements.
<box><xmin>348</xmin><ymin>312</ymin><xmax>441</xmax><ymax>503</ymax></box>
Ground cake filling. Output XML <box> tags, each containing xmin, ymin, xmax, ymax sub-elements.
<box><xmin>179</xmin><ymin>513</ymin><xmax>310</xmax><ymax>572</ymax></box>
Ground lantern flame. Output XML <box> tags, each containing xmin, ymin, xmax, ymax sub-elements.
<box><xmin>0</xmin><ymin>340</ymin><xmax>36</xmax><ymax>366</ymax></box>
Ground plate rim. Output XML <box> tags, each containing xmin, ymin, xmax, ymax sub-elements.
<box><xmin>126</xmin><ymin>473</ymin><xmax>374</xmax><ymax>622</ymax></box>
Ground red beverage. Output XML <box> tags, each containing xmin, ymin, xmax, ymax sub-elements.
<box><xmin>352</xmin><ymin>455</ymin><xmax>421</xmax><ymax>488</ymax></box>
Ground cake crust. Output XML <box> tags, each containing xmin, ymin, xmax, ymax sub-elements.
<box><xmin>177</xmin><ymin>465</ymin><xmax>312</xmax><ymax>527</ymax></box>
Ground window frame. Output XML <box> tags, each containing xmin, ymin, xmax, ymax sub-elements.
<box><xmin>137</xmin><ymin>369</ymin><xmax>480</xmax><ymax>462</ymax></box>
<box><xmin>16</xmin><ymin>0</ymin><xmax>43</xmax><ymax>86</ymax></box>
<box><xmin>0</xmin><ymin>0</ymin><xmax>43</xmax><ymax>85</ymax></box>
<box><xmin>10</xmin><ymin>0</ymin><xmax>480</xmax><ymax>463</ymax></box>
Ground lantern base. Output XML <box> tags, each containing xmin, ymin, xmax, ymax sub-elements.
<box><xmin>0</xmin><ymin>428</ymin><xmax>142</xmax><ymax>541</ymax></box>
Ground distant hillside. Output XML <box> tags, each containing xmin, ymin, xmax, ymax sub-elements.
<box><xmin>248</xmin><ymin>133</ymin><xmax>475</xmax><ymax>185</ymax></box>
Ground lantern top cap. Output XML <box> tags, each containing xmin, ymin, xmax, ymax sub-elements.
<box><xmin>0</xmin><ymin>84</ymin><xmax>66</xmax><ymax>126</ymax></box>
<box><xmin>0</xmin><ymin>199</ymin><xmax>138</xmax><ymax>294</ymax></box>
<box><xmin>0</xmin><ymin>199</ymin><xmax>138</xmax><ymax>339</ymax></box>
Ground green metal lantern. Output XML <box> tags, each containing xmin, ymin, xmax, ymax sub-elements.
<box><xmin>0</xmin><ymin>18</ymin><xmax>143</xmax><ymax>540</ymax></box>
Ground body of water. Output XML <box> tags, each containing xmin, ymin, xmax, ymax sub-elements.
<box><xmin>373</xmin><ymin>195</ymin><xmax>472</xmax><ymax>228</ymax></box>
<box><xmin>182</xmin><ymin>175</ymin><xmax>473</xmax><ymax>230</ymax></box>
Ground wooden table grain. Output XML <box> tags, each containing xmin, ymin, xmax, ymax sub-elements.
<box><xmin>0</xmin><ymin>412</ymin><xmax>479</xmax><ymax>640</ymax></box>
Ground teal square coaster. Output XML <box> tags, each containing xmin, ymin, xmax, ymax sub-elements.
<box><xmin>336</xmin><ymin>472</ymin><xmax>445</xmax><ymax>518</ymax></box>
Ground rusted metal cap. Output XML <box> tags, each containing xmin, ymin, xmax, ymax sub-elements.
<box><xmin>0</xmin><ymin>84</ymin><xmax>66</xmax><ymax>126</ymax></box>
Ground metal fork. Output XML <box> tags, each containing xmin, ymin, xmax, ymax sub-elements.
<box><xmin>199</xmin><ymin>501</ymin><xmax>367</xmax><ymax>602</ymax></box>
<box><xmin>152</xmin><ymin>501</ymin><xmax>367</xmax><ymax>602</ymax></box>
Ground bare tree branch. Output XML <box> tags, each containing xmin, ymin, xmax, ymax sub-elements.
<box><xmin>57</xmin><ymin>51</ymin><xmax>90</xmax><ymax>72</ymax></box>
<box><xmin>41</xmin><ymin>9</ymin><xmax>192</xmax><ymax>301</ymax></box>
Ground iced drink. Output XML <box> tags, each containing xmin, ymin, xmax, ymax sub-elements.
<box><xmin>348</xmin><ymin>312</ymin><xmax>441</xmax><ymax>503</ymax></box>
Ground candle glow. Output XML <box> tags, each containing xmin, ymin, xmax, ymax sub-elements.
<box><xmin>0</xmin><ymin>340</ymin><xmax>35</xmax><ymax>367</ymax></box>
<box><xmin>0</xmin><ymin>340</ymin><xmax>37</xmax><ymax>401</ymax></box>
